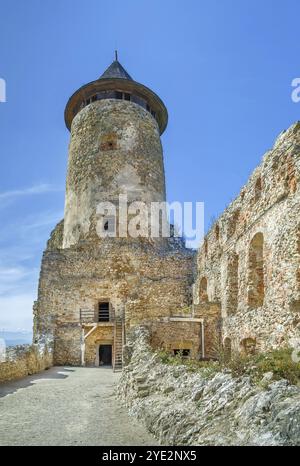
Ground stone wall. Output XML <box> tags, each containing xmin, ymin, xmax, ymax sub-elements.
<box><xmin>0</xmin><ymin>344</ymin><xmax>53</xmax><ymax>383</ymax></box>
<box><xmin>195</xmin><ymin>122</ymin><xmax>300</xmax><ymax>354</ymax></box>
<box><xmin>193</xmin><ymin>303</ymin><xmax>221</xmax><ymax>359</ymax></box>
<box><xmin>150</xmin><ymin>320</ymin><xmax>202</xmax><ymax>359</ymax></box>
<box><xmin>63</xmin><ymin>99</ymin><xmax>166</xmax><ymax>248</ymax></box>
<box><xmin>118</xmin><ymin>327</ymin><xmax>300</xmax><ymax>446</ymax></box>
<box><xmin>34</xmin><ymin>222</ymin><xmax>196</xmax><ymax>365</ymax></box>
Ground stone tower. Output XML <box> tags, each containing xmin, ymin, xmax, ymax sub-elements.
<box><xmin>33</xmin><ymin>57</ymin><xmax>197</xmax><ymax>369</ymax></box>
<box><xmin>63</xmin><ymin>57</ymin><xmax>168</xmax><ymax>248</ymax></box>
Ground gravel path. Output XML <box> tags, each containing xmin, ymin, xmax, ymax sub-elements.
<box><xmin>0</xmin><ymin>366</ymin><xmax>157</xmax><ymax>446</ymax></box>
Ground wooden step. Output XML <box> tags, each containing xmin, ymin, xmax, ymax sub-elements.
<box><xmin>113</xmin><ymin>317</ymin><xmax>125</xmax><ymax>372</ymax></box>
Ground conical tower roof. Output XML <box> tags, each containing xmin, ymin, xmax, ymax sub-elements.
<box><xmin>65</xmin><ymin>53</ymin><xmax>168</xmax><ymax>134</ymax></box>
<box><xmin>99</xmin><ymin>59</ymin><xmax>133</xmax><ymax>80</ymax></box>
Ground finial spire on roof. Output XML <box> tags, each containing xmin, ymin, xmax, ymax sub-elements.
<box><xmin>115</xmin><ymin>50</ymin><xmax>118</xmax><ymax>61</ymax></box>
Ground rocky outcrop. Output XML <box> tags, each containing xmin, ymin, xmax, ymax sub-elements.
<box><xmin>117</xmin><ymin>327</ymin><xmax>300</xmax><ymax>446</ymax></box>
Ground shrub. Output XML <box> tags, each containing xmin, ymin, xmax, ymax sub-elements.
<box><xmin>157</xmin><ymin>349</ymin><xmax>184</xmax><ymax>365</ymax></box>
<box><xmin>252</xmin><ymin>348</ymin><xmax>300</xmax><ymax>385</ymax></box>
<box><xmin>157</xmin><ymin>346</ymin><xmax>300</xmax><ymax>385</ymax></box>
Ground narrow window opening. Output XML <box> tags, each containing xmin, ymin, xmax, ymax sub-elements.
<box><xmin>204</xmin><ymin>238</ymin><xmax>208</xmax><ymax>256</ymax></box>
<box><xmin>223</xmin><ymin>337</ymin><xmax>232</xmax><ymax>361</ymax></box>
<box><xmin>227</xmin><ymin>209</ymin><xmax>240</xmax><ymax>237</ymax></box>
<box><xmin>240</xmin><ymin>338</ymin><xmax>256</xmax><ymax>355</ymax></box>
<box><xmin>248</xmin><ymin>233</ymin><xmax>264</xmax><ymax>308</ymax></box>
<box><xmin>226</xmin><ymin>252</ymin><xmax>239</xmax><ymax>315</ymax></box>
<box><xmin>98</xmin><ymin>302</ymin><xmax>110</xmax><ymax>322</ymax></box>
<box><xmin>254</xmin><ymin>177</ymin><xmax>262</xmax><ymax>202</ymax></box>
<box><xmin>199</xmin><ymin>277</ymin><xmax>208</xmax><ymax>303</ymax></box>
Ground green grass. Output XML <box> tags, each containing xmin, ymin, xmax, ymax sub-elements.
<box><xmin>251</xmin><ymin>348</ymin><xmax>300</xmax><ymax>385</ymax></box>
<box><xmin>157</xmin><ymin>348</ymin><xmax>300</xmax><ymax>385</ymax></box>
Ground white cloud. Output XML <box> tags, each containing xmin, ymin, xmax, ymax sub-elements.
<box><xmin>0</xmin><ymin>183</ymin><xmax>63</xmax><ymax>207</ymax></box>
<box><xmin>20</xmin><ymin>211</ymin><xmax>64</xmax><ymax>232</ymax></box>
<box><xmin>0</xmin><ymin>265</ymin><xmax>38</xmax><ymax>296</ymax></box>
<box><xmin>0</xmin><ymin>263</ymin><xmax>38</xmax><ymax>331</ymax></box>
<box><xmin>0</xmin><ymin>183</ymin><xmax>57</xmax><ymax>199</ymax></box>
<box><xmin>0</xmin><ymin>293</ymin><xmax>35</xmax><ymax>331</ymax></box>
<box><xmin>0</xmin><ymin>208</ymin><xmax>63</xmax><ymax>331</ymax></box>
<box><xmin>0</xmin><ymin>179</ymin><xmax>64</xmax><ymax>331</ymax></box>
<box><xmin>0</xmin><ymin>210</ymin><xmax>63</xmax><ymax>246</ymax></box>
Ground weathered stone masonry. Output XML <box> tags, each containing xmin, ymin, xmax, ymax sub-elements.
<box><xmin>34</xmin><ymin>233</ymin><xmax>195</xmax><ymax>366</ymax></box>
<box><xmin>195</xmin><ymin>122</ymin><xmax>300</xmax><ymax>355</ymax></box>
<box><xmin>32</xmin><ymin>58</ymin><xmax>200</xmax><ymax>368</ymax></box>
<box><xmin>0</xmin><ymin>344</ymin><xmax>52</xmax><ymax>383</ymax></box>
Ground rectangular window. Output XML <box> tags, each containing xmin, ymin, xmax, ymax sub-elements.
<box><xmin>173</xmin><ymin>349</ymin><xmax>190</xmax><ymax>358</ymax></box>
<box><xmin>92</xmin><ymin>95</ymin><xmax>97</xmax><ymax>102</ymax></box>
<box><xmin>124</xmin><ymin>93</ymin><xmax>131</xmax><ymax>101</ymax></box>
<box><xmin>116</xmin><ymin>91</ymin><xmax>123</xmax><ymax>100</ymax></box>
<box><xmin>98</xmin><ymin>302</ymin><xmax>110</xmax><ymax>322</ymax></box>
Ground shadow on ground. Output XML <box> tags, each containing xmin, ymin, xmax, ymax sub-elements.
<box><xmin>0</xmin><ymin>367</ymin><xmax>74</xmax><ymax>398</ymax></box>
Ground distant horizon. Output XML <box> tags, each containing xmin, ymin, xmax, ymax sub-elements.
<box><xmin>0</xmin><ymin>328</ymin><xmax>32</xmax><ymax>334</ymax></box>
<box><xmin>0</xmin><ymin>329</ymin><xmax>33</xmax><ymax>347</ymax></box>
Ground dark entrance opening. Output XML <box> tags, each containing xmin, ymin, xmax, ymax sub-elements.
<box><xmin>98</xmin><ymin>302</ymin><xmax>110</xmax><ymax>322</ymax></box>
<box><xmin>99</xmin><ymin>345</ymin><xmax>112</xmax><ymax>366</ymax></box>
<box><xmin>173</xmin><ymin>349</ymin><xmax>190</xmax><ymax>358</ymax></box>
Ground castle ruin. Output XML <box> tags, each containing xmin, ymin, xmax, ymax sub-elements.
<box><xmin>33</xmin><ymin>57</ymin><xmax>300</xmax><ymax>369</ymax></box>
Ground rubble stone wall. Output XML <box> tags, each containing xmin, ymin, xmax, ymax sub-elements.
<box><xmin>150</xmin><ymin>320</ymin><xmax>202</xmax><ymax>359</ymax></box>
<box><xmin>63</xmin><ymin>99</ymin><xmax>166</xmax><ymax>248</ymax></box>
<box><xmin>195</xmin><ymin>122</ymin><xmax>300</xmax><ymax>354</ymax></box>
<box><xmin>0</xmin><ymin>344</ymin><xmax>52</xmax><ymax>383</ymax></box>
<box><xmin>34</xmin><ymin>223</ymin><xmax>196</xmax><ymax>365</ymax></box>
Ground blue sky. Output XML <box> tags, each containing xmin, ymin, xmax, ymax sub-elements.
<box><xmin>0</xmin><ymin>0</ymin><xmax>299</xmax><ymax>332</ymax></box>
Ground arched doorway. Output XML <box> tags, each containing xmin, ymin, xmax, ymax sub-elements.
<box><xmin>240</xmin><ymin>337</ymin><xmax>256</xmax><ymax>355</ymax></box>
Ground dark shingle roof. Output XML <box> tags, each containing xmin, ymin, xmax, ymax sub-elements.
<box><xmin>99</xmin><ymin>60</ymin><xmax>133</xmax><ymax>80</ymax></box>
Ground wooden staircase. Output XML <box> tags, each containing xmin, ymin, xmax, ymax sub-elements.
<box><xmin>113</xmin><ymin>317</ymin><xmax>124</xmax><ymax>372</ymax></box>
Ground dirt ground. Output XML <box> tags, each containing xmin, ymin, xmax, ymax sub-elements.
<box><xmin>0</xmin><ymin>366</ymin><xmax>157</xmax><ymax>446</ymax></box>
